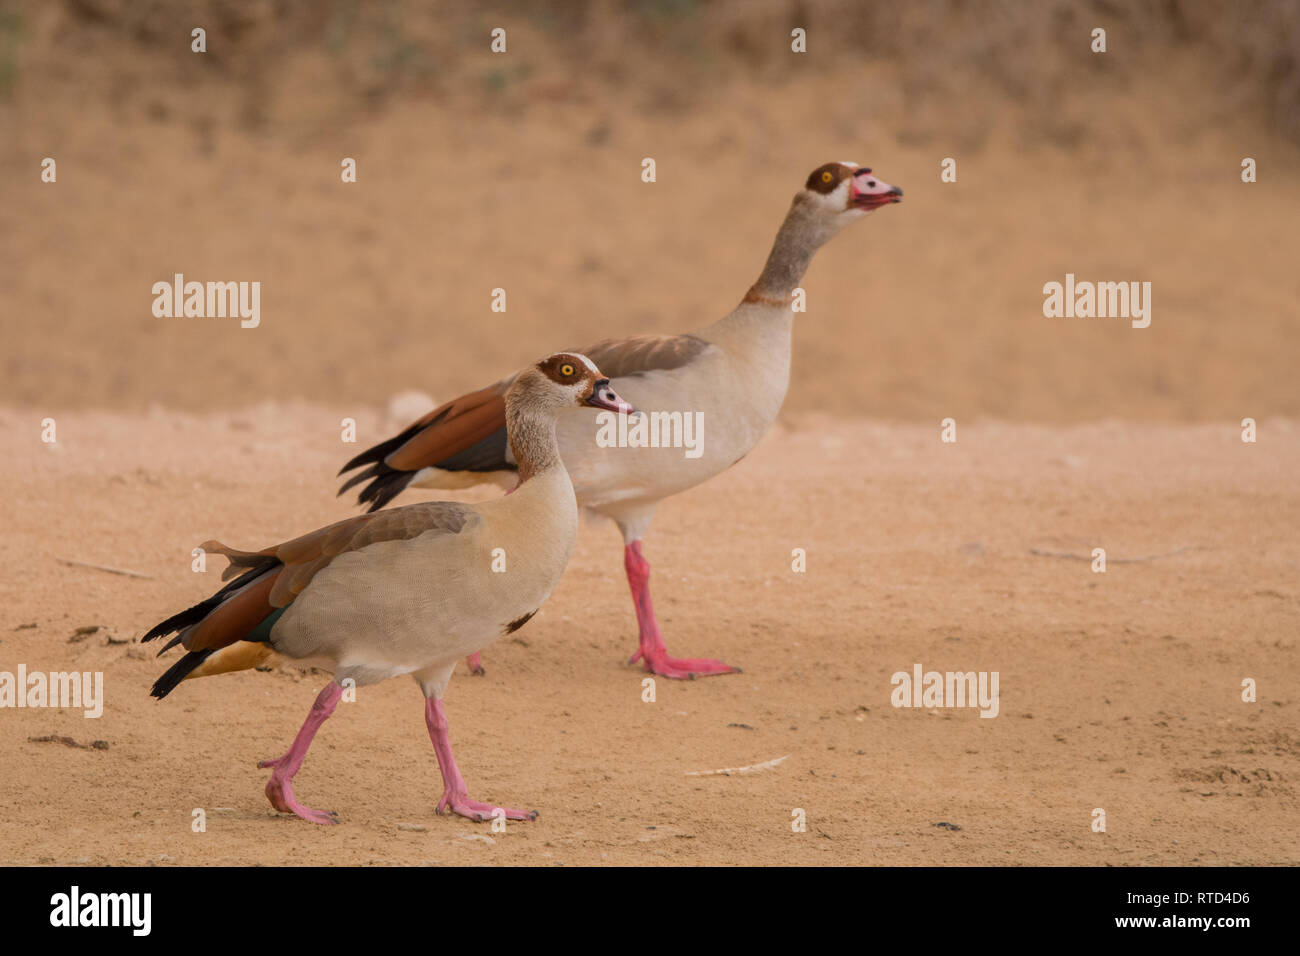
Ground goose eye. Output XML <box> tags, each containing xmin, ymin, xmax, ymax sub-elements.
<box><xmin>821</xmin><ymin>171</ymin><xmax>833</xmax><ymax>183</ymax></box>
<box><xmin>560</xmin><ymin>363</ymin><xmax>575</xmax><ymax>377</ymax></box>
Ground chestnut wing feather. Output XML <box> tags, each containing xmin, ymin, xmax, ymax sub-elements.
<box><xmin>337</xmin><ymin>333</ymin><xmax>710</xmax><ymax>510</ymax></box>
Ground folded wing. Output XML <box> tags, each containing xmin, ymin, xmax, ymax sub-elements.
<box><xmin>144</xmin><ymin>502</ymin><xmax>475</xmax><ymax>696</ymax></box>
<box><xmin>338</xmin><ymin>333</ymin><xmax>710</xmax><ymax>511</ymax></box>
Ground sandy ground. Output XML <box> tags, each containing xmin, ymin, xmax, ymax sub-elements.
<box><xmin>1</xmin><ymin>407</ymin><xmax>1296</xmax><ymax>866</ymax></box>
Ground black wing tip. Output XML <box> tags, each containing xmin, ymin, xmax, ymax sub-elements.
<box><xmin>150</xmin><ymin>649</ymin><xmax>214</xmax><ymax>699</ymax></box>
<box><xmin>141</xmin><ymin>613</ymin><xmax>190</xmax><ymax>645</ymax></box>
<box><xmin>338</xmin><ymin>463</ymin><xmax>382</xmax><ymax>497</ymax></box>
<box><xmin>142</xmin><ymin>559</ymin><xmax>280</xmax><ymax>647</ymax></box>
<box><xmin>358</xmin><ymin>470</ymin><xmax>415</xmax><ymax>513</ymax></box>
<box><xmin>338</xmin><ymin>406</ymin><xmax>454</xmax><ymax>479</ymax></box>
<box><xmin>338</xmin><ymin>447</ymin><xmax>380</xmax><ymax>477</ymax></box>
<box><xmin>338</xmin><ymin>437</ymin><xmax>398</xmax><ymax>478</ymax></box>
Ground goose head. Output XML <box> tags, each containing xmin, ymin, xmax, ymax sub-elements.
<box><xmin>516</xmin><ymin>352</ymin><xmax>636</xmax><ymax>415</ymax></box>
<box><xmin>801</xmin><ymin>161</ymin><xmax>902</xmax><ymax>222</ymax></box>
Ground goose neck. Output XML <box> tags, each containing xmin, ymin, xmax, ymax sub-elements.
<box><xmin>506</xmin><ymin>403</ymin><xmax>563</xmax><ymax>484</ymax></box>
<box><xmin>745</xmin><ymin>198</ymin><xmax>838</xmax><ymax>303</ymax></box>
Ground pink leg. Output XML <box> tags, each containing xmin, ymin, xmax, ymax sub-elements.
<box><xmin>425</xmin><ymin>697</ymin><xmax>537</xmax><ymax>822</ymax></box>
<box><xmin>624</xmin><ymin>541</ymin><xmax>740</xmax><ymax>679</ymax></box>
<box><xmin>257</xmin><ymin>681</ymin><xmax>343</xmax><ymax>825</ymax></box>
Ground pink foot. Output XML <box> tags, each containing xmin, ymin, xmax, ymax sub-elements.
<box><xmin>436</xmin><ymin>791</ymin><xmax>538</xmax><ymax>822</ymax></box>
<box><xmin>629</xmin><ymin>647</ymin><xmax>741</xmax><ymax>679</ymax></box>
<box><xmin>425</xmin><ymin>697</ymin><xmax>536</xmax><ymax>823</ymax></box>
<box><xmin>259</xmin><ymin>758</ymin><xmax>340</xmax><ymax>825</ymax></box>
<box><xmin>623</xmin><ymin>541</ymin><xmax>741</xmax><ymax>680</ymax></box>
<box><xmin>258</xmin><ymin>681</ymin><xmax>343</xmax><ymax>825</ymax></box>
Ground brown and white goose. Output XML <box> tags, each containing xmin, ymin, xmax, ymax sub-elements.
<box><xmin>339</xmin><ymin>162</ymin><xmax>902</xmax><ymax>679</ymax></box>
<box><xmin>144</xmin><ymin>353</ymin><xmax>633</xmax><ymax>824</ymax></box>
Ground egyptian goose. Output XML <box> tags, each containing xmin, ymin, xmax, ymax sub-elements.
<box><xmin>144</xmin><ymin>354</ymin><xmax>633</xmax><ymax>824</ymax></box>
<box><xmin>339</xmin><ymin>162</ymin><xmax>902</xmax><ymax>679</ymax></box>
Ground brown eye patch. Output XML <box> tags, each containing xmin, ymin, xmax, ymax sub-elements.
<box><xmin>537</xmin><ymin>353</ymin><xmax>586</xmax><ymax>384</ymax></box>
<box><xmin>805</xmin><ymin>163</ymin><xmax>850</xmax><ymax>195</ymax></box>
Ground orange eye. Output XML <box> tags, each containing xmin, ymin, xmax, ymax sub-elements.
<box><xmin>821</xmin><ymin>171</ymin><xmax>833</xmax><ymax>183</ymax></box>
<box><xmin>560</xmin><ymin>363</ymin><xmax>575</xmax><ymax>377</ymax></box>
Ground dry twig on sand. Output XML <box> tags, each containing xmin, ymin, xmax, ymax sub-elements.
<box><xmin>1028</xmin><ymin>546</ymin><xmax>1201</xmax><ymax>564</ymax></box>
<box><xmin>58</xmin><ymin>558</ymin><xmax>153</xmax><ymax>579</ymax></box>
<box><xmin>685</xmin><ymin>755</ymin><xmax>789</xmax><ymax>777</ymax></box>
<box><xmin>28</xmin><ymin>735</ymin><xmax>110</xmax><ymax>751</ymax></box>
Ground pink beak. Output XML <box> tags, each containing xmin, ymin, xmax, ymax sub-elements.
<box><xmin>850</xmin><ymin>168</ymin><xmax>903</xmax><ymax>210</ymax></box>
<box><xmin>586</xmin><ymin>378</ymin><xmax>638</xmax><ymax>415</ymax></box>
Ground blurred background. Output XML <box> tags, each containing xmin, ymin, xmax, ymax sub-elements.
<box><xmin>1</xmin><ymin>0</ymin><xmax>1297</xmax><ymax>422</ymax></box>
